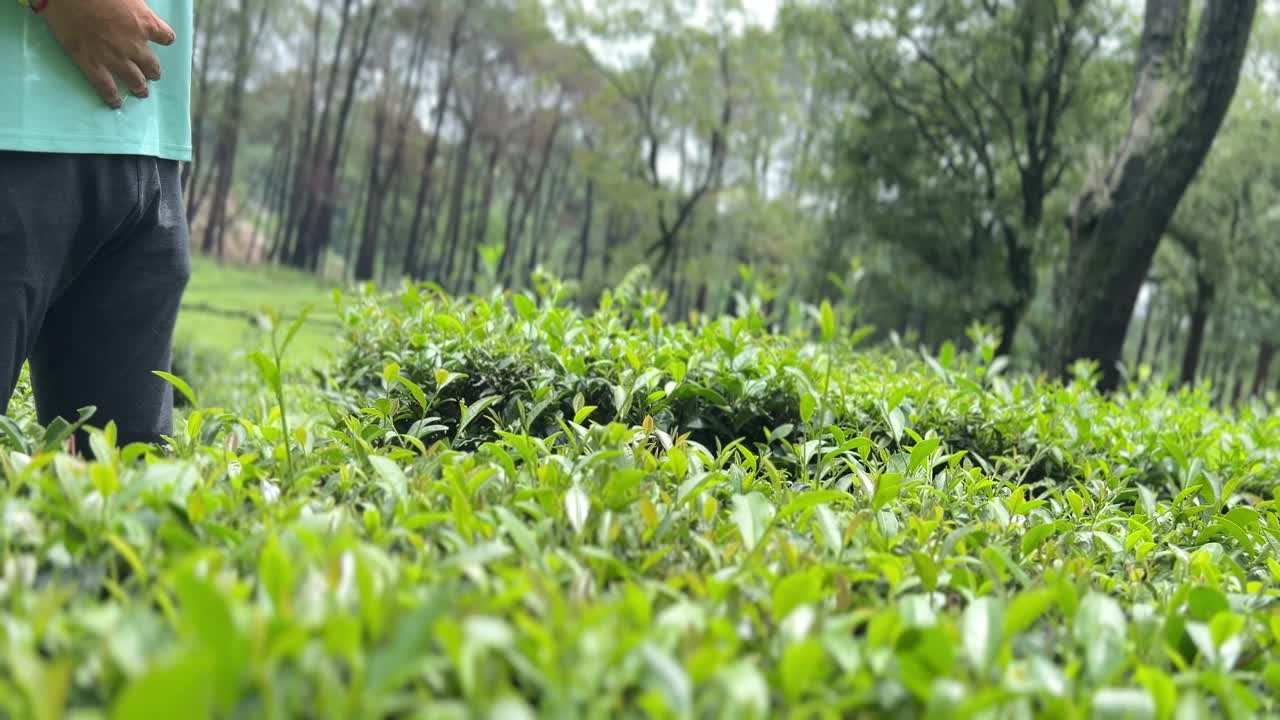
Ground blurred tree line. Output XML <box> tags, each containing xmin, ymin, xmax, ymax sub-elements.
<box><xmin>187</xmin><ymin>0</ymin><xmax>1279</xmax><ymax>398</ymax></box>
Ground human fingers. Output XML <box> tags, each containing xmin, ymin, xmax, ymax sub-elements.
<box><xmin>148</xmin><ymin>14</ymin><xmax>176</xmax><ymax>46</ymax></box>
<box><xmin>85</xmin><ymin>63</ymin><xmax>123</xmax><ymax>108</ymax></box>
<box><xmin>134</xmin><ymin>47</ymin><xmax>162</xmax><ymax>82</ymax></box>
<box><xmin>118</xmin><ymin>60</ymin><xmax>149</xmax><ymax>98</ymax></box>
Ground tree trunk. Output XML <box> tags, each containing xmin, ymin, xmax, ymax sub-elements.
<box><xmin>525</xmin><ymin>156</ymin><xmax>569</xmax><ymax>281</ymax></box>
<box><xmin>200</xmin><ymin>0</ymin><xmax>269</xmax><ymax>258</ymax></box>
<box><xmin>310</xmin><ymin>1</ymin><xmax>381</xmax><ymax>272</ymax></box>
<box><xmin>1179</xmin><ymin>274</ymin><xmax>1214</xmax><ymax>386</ymax></box>
<box><xmin>354</xmin><ymin>92</ymin><xmax>392</xmax><ymax>282</ymax></box>
<box><xmin>185</xmin><ymin>0</ymin><xmax>221</xmax><ymax>221</ymax></box>
<box><xmin>264</xmin><ymin>88</ymin><xmax>297</xmax><ymax>263</ymax></box>
<box><xmin>404</xmin><ymin>8</ymin><xmax>466</xmax><ymax>280</ymax></box>
<box><xmin>576</xmin><ymin>178</ymin><xmax>594</xmax><ymax>282</ymax></box>
<box><xmin>286</xmin><ymin>0</ymin><xmax>341</xmax><ymax>269</ymax></box>
<box><xmin>1054</xmin><ymin>0</ymin><xmax>1258</xmax><ymax>390</ymax></box>
<box><xmin>507</xmin><ymin>107</ymin><xmax>563</xmax><ymax>285</ymax></box>
<box><xmin>439</xmin><ymin>123</ymin><xmax>476</xmax><ymax>285</ymax></box>
<box><xmin>1252</xmin><ymin>340</ymin><xmax>1276</xmax><ymax>397</ymax></box>
<box><xmin>995</xmin><ymin>225</ymin><xmax>1035</xmax><ymax>358</ymax></box>
<box><xmin>496</xmin><ymin>125</ymin><xmax>536</xmax><ymax>283</ymax></box>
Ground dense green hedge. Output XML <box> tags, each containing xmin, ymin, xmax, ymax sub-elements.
<box><xmin>1</xmin><ymin>274</ymin><xmax>1279</xmax><ymax>718</ymax></box>
<box><xmin>329</xmin><ymin>273</ymin><xmax>1280</xmax><ymax>501</ymax></box>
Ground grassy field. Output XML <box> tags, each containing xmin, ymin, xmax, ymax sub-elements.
<box><xmin>176</xmin><ymin>255</ymin><xmax>344</xmax><ymax>368</ymax></box>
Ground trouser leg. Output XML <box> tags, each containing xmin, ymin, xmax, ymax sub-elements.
<box><xmin>28</xmin><ymin>156</ymin><xmax>191</xmax><ymax>448</ymax></box>
<box><xmin>0</xmin><ymin>151</ymin><xmax>101</xmax><ymax>419</ymax></box>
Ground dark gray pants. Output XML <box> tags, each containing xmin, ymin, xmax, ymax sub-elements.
<box><xmin>0</xmin><ymin>151</ymin><xmax>190</xmax><ymax>447</ymax></box>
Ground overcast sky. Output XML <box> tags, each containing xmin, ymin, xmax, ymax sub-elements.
<box><xmin>742</xmin><ymin>0</ymin><xmax>779</xmax><ymax>28</ymax></box>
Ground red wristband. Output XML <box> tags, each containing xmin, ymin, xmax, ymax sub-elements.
<box><xmin>30</xmin><ymin>0</ymin><xmax>49</xmax><ymax>13</ymax></box>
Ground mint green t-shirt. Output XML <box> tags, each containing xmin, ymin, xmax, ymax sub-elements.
<box><xmin>0</xmin><ymin>1</ymin><xmax>193</xmax><ymax>162</ymax></box>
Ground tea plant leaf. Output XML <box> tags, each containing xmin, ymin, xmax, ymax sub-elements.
<box><xmin>1005</xmin><ymin>589</ymin><xmax>1054</xmax><ymax>639</ymax></box>
<box><xmin>777</xmin><ymin>490</ymin><xmax>848</xmax><ymax>520</ymax></box>
<box><xmin>1136</xmin><ymin>665</ymin><xmax>1177</xmax><ymax>720</ymax></box>
<box><xmin>962</xmin><ymin>596</ymin><xmax>1004</xmax><ymax>673</ymax></box>
<box><xmin>733</xmin><ymin>492</ymin><xmax>774</xmax><ymax>550</ymax></box>
<box><xmin>908</xmin><ymin>437</ymin><xmax>941</xmax><ymax>475</ymax></box>
<box><xmin>780</xmin><ymin>639</ymin><xmax>828</xmax><ymax>702</ymax></box>
<box><xmin>819</xmin><ymin>301</ymin><xmax>837</xmax><ymax>342</ymax></box>
<box><xmin>111</xmin><ymin>652</ymin><xmax>213</xmax><ymax>720</ymax></box>
<box><xmin>642</xmin><ymin>644</ymin><xmax>692</xmax><ymax>716</ymax></box>
<box><xmin>457</xmin><ymin>395</ymin><xmax>504</xmax><ymax>438</ymax></box>
<box><xmin>9</xmin><ymin>268</ymin><xmax>1280</xmax><ymax>718</ymax></box>
<box><xmin>153</xmin><ymin>370</ymin><xmax>199</xmax><ymax>408</ymax></box>
<box><xmin>1075</xmin><ymin>593</ymin><xmax>1127</xmax><ymax>682</ymax></box>
<box><xmin>565</xmin><ymin>485</ymin><xmax>591</xmax><ymax>534</ymax></box>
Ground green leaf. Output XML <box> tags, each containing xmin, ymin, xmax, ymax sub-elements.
<box><xmin>434</xmin><ymin>313</ymin><xmax>466</xmax><ymax>335</ymax></box>
<box><xmin>1021</xmin><ymin>522</ymin><xmax>1059</xmax><ymax>556</ymax></box>
<box><xmin>912</xmin><ymin>552</ymin><xmax>938</xmax><ymax>592</ymax></box>
<box><xmin>717</xmin><ymin>660</ymin><xmax>769</xmax><ymax>717</ymax></box>
<box><xmin>258</xmin><ymin>534</ymin><xmax>293</xmax><ymax>613</ymax></box>
<box><xmin>908</xmin><ymin>437</ymin><xmax>941</xmax><ymax>475</ymax></box>
<box><xmin>280</xmin><ymin>305</ymin><xmax>312</xmax><ymax>354</ymax></box>
<box><xmin>247</xmin><ymin>351</ymin><xmax>280</xmax><ymax>392</ymax></box>
<box><xmin>104</xmin><ymin>534</ymin><xmax>147</xmax><ymax>584</ymax></box>
<box><xmin>666</xmin><ymin>446</ymin><xmax>688</xmax><ymax>478</ymax></box>
<box><xmin>1137</xmin><ymin>665</ymin><xmax>1177</xmax><ymax>720</ymax></box>
<box><xmin>495</xmin><ymin>507</ymin><xmax>540</xmax><ymax>562</ymax></box>
<box><xmin>1186</xmin><ymin>586</ymin><xmax>1229</xmax><ymax>623</ymax></box>
<box><xmin>962</xmin><ymin>596</ymin><xmax>1004</xmax><ymax>673</ymax></box>
<box><xmin>780</xmin><ymin>639</ymin><xmax>828</xmax><ymax>702</ymax></box>
<box><xmin>366</xmin><ymin>587</ymin><xmax>454</xmax><ymax>697</ymax></box>
<box><xmin>457</xmin><ymin>395</ymin><xmax>504</xmax><ymax>438</ymax></box>
<box><xmin>1263</xmin><ymin>662</ymin><xmax>1280</xmax><ymax>695</ymax></box>
<box><xmin>111</xmin><ymin>651</ymin><xmax>213</xmax><ymax>720</ymax></box>
<box><xmin>814</xmin><ymin>505</ymin><xmax>843</xmax><ymax>555</ymax></box>
<box><xmin>153</xmin><ymin>370</ymin><xmax>198</xmax><ymax>408</ymax></box>
<box><xmin>1092</xmin><ymin>687</ymin><xmax>1156</xmax><ymax>720</ymax></box>
<box><xmin>1065</xmin><ymin>489</ymin><xmax>1084</xmax><ymax>517</ymax></box>
<box><xmin>574</xmin><ymin>404</ymin><xmax>597</xmax><ymax>425</ymax></box>
<box><xmin>773</xmin><ymin>570</ymin><xmax>823</xmax><ymax>619</ymax></box>
<box><xmin>1209</xmin><ymin>612</ymin><xmax>1244</xmax><ymax>648</ymax></box>
<box><xmin>799</xmin><ymin>392</ymin><xmax>816</xmax><ymax>424</ymax></box>
<box><xmin>512</xmin><ymin>293</ymin><xmax>537</xmax><ymax>321</ymax></box>
<box><xmin>489</xmin><ymin>696</ymin><xmax>537</xmax><ymax>720</ymax></box>
<box><xmin>172</xmin><ymin>571</ymin><xmax>246</xmax><ymax>712</ymax></box>
<box><xmin>395</xmin><ymin>376</ymin><xmax>429</xmax><ymax>413</ymax></box>
<box><xmin>8</xmin><ymin>646</ymin><xmax>72</xmax><ymax>720</ymax></box>
<box><xmin>872</xmin><ymin>472</ymin><xmax>904</xmax><ymax>511</ymax></box>
<box><xmin>819</xmin><ymin>300</ymin><xmax>837</xmax><ymax>342</ymax></box>
<box><xmin>778</xmin><ymin>490</ymin><xmax>848</xmax><ymax>520</ymax></box>
<box><xmin>382</xmin><ymin>362</ymin><xmax>401</xmax><ymax>385</ymax></box>
<box><xmin>565</xmin><ymin>485</ymin><xmax>591</xmax><ymax>534</ymax></box>
<box><xmin>939</xmin><ymin>341</ymin><xmax>955</xmax><ymax>370</ymax></box>
<box><xmin>887</xmin><ymin>407</ymin><xmax>906</xmax><ymax>442</ymax></box>
<box><xmin>368</xmin><ymin>455</ymin><xmax>408</xmax><ymax>501</ymax></box>
<box><xmin>642</xmin><ymin>644</ymin><xmax>692</xmax><ymax>716</ymax></box>
<box><xmin>0</xmin><ymin>414</ymin><xmax>28</xmax><ymax>453</ymax></box>
<box><xmin>1074</xmin><ymin>592</ymin><xmax>1127</xmax><ymax>682</ymax></box>
<box><xmin>732</xmin><ymin>493</ymin><xmax>774</xmax><ymax>550</ymax></box>
<box><xmin>1005</xmin><ymin>589</ymin><xmax>1054</xmax><ymax>639</ymax></box>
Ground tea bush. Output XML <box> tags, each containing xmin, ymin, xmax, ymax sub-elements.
<box><xmin>2</xmin><ymin>274</ymin><xmax>1280</xmax><ymax>719</ymax></box>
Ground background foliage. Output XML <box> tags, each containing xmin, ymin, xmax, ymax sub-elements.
<box><xmin>184</xmin><ymin>0</ymin><xmax>1279</xmax><ymax>396</ymax></box>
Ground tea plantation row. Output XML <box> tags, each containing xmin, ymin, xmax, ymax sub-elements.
<box><xmin>2</xmin><ymin>275</ymin><xmax>1279</xmax><ymax>719</ymax></box>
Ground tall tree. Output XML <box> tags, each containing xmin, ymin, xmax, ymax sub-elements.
<box><xmin>1054</xmin><ymin>0</ymin><xmax>1259</xmax><ymax>390</ymax></box>
<box><xmin>801</xmin><ymin>0</ymin><xmax>1118</xmax><ymax>356</ymax></box>
<box><xmin>201</xmin><ymin>0</ymin><xmax>272</xmax><ymax>257</ymax></box>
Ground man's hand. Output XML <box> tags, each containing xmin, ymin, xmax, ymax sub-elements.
<box><xmin>43</xmin><ymin>0</ymin><xmax>176</xmax><ymax>109</ymax></box>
